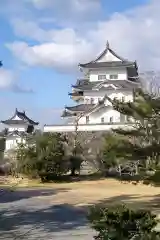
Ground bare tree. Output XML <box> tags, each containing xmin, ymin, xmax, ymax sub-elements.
<box><xmin>140</xmin><ymin>71</ymin><xmax>160</xmax><ymax>97</ymax></box>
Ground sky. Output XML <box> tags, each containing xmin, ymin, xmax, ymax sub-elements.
<box><xmin>0</xmin><ymin>0</ymin><xmax>159</xmax><ymax>128</ymax></box>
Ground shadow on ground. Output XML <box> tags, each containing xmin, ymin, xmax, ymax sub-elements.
<box><xmin>0</xmin><ymin>204</ymin><xmax>87</xmax><ymax>233</ymax></box>
<box><xmin>0</xmin><ymin>187</ymin><xmax>88</xmax><ymax>239</ymax></box>
<box><xmin>40</xmin><ymin>173</ymin><xmax>105</xmax><ymax>183</ymax></box>
<box><xmin>0</xmin><ymin>188</ymin><xmax>69</xmax><ymax>203</ymax></box>
<box><xmin>88</xmin><ymin>194</ymin><xmax>160</xmax><ymax>215</ymax></box>
<box><xmin>0</xmin><ymin>188</ymin><xmax>160</xmax><ymax>238</ymax></box>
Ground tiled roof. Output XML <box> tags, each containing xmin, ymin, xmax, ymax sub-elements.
<box><xmin>61</xmin><ymin>111</ymin><xmax>76</xmax><ymax>118</ymax></box>
<box><xmin>72</xmin><ymin>80</ymin><xmax>140</xmax><ymax>91</ymax></box>
<box><xmin>65</xmin><ymin>104</ymin><xmax>95</xmax><ymax>112</ymax></box>
<box><xmin>79</xmin><ymin>41</ymin><xmax>135</xmax><ymax>68</ymax></box>
<box><xmin>68</xmin><ymin>92</ymin><xmax>83</xmax><ymax>96</ymax></box>
<box><xmin>79</xmin><ymin>61</ymin><xmax>135</xmax><ymax>69</ymax></box>
<box><xmin>1</xmin><ymin>108</ymin><xmax>39</xmax><ymax>125</ymax></box>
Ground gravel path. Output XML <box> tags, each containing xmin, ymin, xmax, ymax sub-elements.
<box><xmin>0</xmin><ymin>188</ymin><xmax>94</xmax><ymax>239</ymax></box>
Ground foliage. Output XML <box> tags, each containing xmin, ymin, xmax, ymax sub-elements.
<box><xmin>88</xmin><ymin>204</ymin><xmax>160</xmax><ymax>240</ymax></box>
<box><xmin>16</xmin><ymin>133</ymin><xmax>67</xmax><ymax>181</ymax></box>
<box><xmin>145</xmin><ymin>170</ymin><xmax>160</xmax><ymax>185</ymax></box>
<box><xmin>103</xmin><ymin>133</ymin><xmax>132</xmax><ymax>169</ymax></box>
<box><xmin>104</xmin><ymin>88</ymin><xmax>160</xmax><ymax>168</ymax></box>
<box><xmin>64</xmin><ymin>131</ymin><xmax>104</xmax><ymax>175</ymax></box>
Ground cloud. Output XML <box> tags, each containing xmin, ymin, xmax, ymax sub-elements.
<box><xmin>0</xmin><ymin>68</ymin><xmax>14</xmax><ymax>89</ymax></box>
<box><xmin>28</xmin><ymin>0</ymin><xmax>101</xmax><ymax>21</ymax></box>
<box><xmin>0</xmin><ymin>67</ymin><xmax>34</xmax><ymax>93</ymax></box>
<box><xmin>11</xmin><ymin>84</ymin><xmax>34</xmax><ymax>94</ymax></box>
<box><xmin>6</xmin><ymin>0</ymin><xmax>160</xmax><ymax>72</ymax></box>
<box><xmin>2</xmin><ymin>0</ymin><xmax>101</xmax><ymax>27</ymax></box>
<box><xmin>6</xmin><ymin>40</ymin><xmax>94</xmax><ymax>72</ymax></box>
<box><xmin>11</xmin><ymin>18</ymin><xmax>80</xmax><ymax>43</ymax></box>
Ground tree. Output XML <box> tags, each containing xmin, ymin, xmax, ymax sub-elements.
<box><xmin>103</xmin><ymin>133</ymin><xmax>132</xmax><ymax>172</ymax></box>
<box><xmin>104</xmin><ymin>88</ymin><xmax>160</xmax><ymax>169</ymax></box>
<box><xmin>16</xmin><ymin>133</ymin><xmax>67</xmax><ymax>181</ymax></box>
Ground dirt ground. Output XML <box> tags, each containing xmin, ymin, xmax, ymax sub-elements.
<box><xmin>1</xmin><ymin>177</ymin><xmax>160</xmax><ymax>215</ymax></box>
<box><xmin>48</xmin><ymin>179</ymin><xmax>160</xmax><ymax>212</ymax></box>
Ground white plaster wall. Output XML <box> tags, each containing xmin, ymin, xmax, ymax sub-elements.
<box><xmin>8</xmin><ymin>125</ymin><xmax>28</xmax><ymax>132</ymax></box>
<box><xmin>97</xmin><ymin>50</ymin><xmax>121</xmax><ymax>62</ymax></box>
<box><xmin>84</xmin><ymin>90</ymin><xmax>133</xmax><ymax>104</ymax></box>
<box><xmin>89</xmin><ymin>68</ymin><xmax>127</xmax><ymax>82</ymax></box>
<box><xmin>12</xmin><ymin>115</ymin><xmax>22</xmax><ymax>120</ymax></box>
<box><xmin>101</xmin><ymin>109</ymin><xmax>120</xmax><ymax>122</ymax></box>
<box><xmin>5</xmin><ymin>136</ymin><xmax>26</xmax><ymax>151</ymax></box>
<box><xmin>78</xmin><ymin>107</ymin><xmax>120</xmax><ymax>124</ymax></box>
<box><xmin>44</xmin><ymin>123</ymin><xmax>133</xmax><ymax>133</ymax></box>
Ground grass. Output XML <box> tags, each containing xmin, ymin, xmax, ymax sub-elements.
<box><xmin>1</xmin><ymin>175</ymin><xmax>160</xmax><ymax>217</ymax></box>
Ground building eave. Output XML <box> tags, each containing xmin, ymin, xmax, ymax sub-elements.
<box><xmin>72</xmin><ymin>79</ymin><xmax>140</xmax><ymax>92</ymax></box>
<box><xmin>79</xmin><ymin>61</ymin><xmax>135</xmax><ymax>69</ymax></box>
<box><xmin>68</xmin><ymin>92</ymin><xmax>83</xmax><ymax>97</ymax></box>
<box><xmin>65</xmin><ymin>104</ymin><xmax>95</xmax><ymax>113</ymax></box>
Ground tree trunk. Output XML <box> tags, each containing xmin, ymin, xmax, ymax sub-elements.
<box><xmin>70</xmin><ymin>166</ymin><xmax>76</xmax><ymax>176</ymax></box>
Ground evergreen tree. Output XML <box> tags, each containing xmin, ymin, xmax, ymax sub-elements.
<box><xmin>105</xmin><ymin>88</ymin><xmax>160</xmax><ymax>167</ymax></box>
<box><xmin>16</xmin><ymin>133</ymin><xmax>67</xmax><ymax>181</ymax></box>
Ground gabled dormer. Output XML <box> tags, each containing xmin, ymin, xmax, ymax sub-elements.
<box><xmin>79</xmin><ymin>41</ymin><xmax>136</xmax><ymax>69</ymax></box>
<box><xmin>79</xmin><ymin>41</ymin><xmax>138</xmax><ymax>82</ymax></box>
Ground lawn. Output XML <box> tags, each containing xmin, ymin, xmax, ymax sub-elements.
<box><xmin>48</xmin><ymin>179</ymin><xmax>160</xmax><ymax>212</ymax></box>
<box><xmin>1</xmin><ymin>176</ymin><xmax>160</xmax><ymax>216</ymax></box>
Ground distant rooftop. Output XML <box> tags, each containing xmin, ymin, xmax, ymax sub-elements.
<box><xmin>1</xmin><ymin>108</ymin><xmax>39</xmax><ymax>125</ymax></box>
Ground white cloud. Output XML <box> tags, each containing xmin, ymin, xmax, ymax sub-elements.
<box><xmin>0</xmin><ymin>68</ymin><xmax>14</xmax><ymax>89</ymax></box>
<box><xmin>11</xmin><ymin>19</ymin><xmax>80</xmax><ymax>43</ymax></box>
<box><xmin>29</xmin><ymin>0</ymin><xmax>100</xmax><ymax>14</ymax></box>
<box><xmin>0</xmin><ymin>67</ymin><xmax>33</xmax><ymax>93</ymax></box>
<box><xmin>6</xmin><ymin>0</ymin><xmax>160</xmax><ymax>72</ymax></box>
<box><xmin>6</xmin><ymin>40</ymin><xmax>94</xmax><ymax>72</ymax></box>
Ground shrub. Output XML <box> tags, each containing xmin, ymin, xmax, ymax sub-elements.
<box><xmin>147</xmin><ymin>170</ymin><xmax>160</xmax><ymax>184</ymax></box>
<box><xmin>87</xmin><ymin>204</ymin><xmax>160</xmax><ymax>240</ymax></box>
<box><xmin>16</xmin><ymin>133</ymin><xmax>67</xmax><ymax>181</ymax></box>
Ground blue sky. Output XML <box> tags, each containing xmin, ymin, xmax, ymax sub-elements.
<box><xmin>0</xmin><ymin>0</ymin><xmax>159</xmax><ymax>128</ymax></box>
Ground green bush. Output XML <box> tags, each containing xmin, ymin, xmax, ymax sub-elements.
<box><xmin>16</xmin><ymin>133</ymin><xmax>67</xmax><ymax>181</ymax></box>
<box><xmin>87</xmin><ymin>204</ymin><xmax>160</xmax><ymax>240</ymax></box>
<box><xmin>147</xmin><ymin>170</ymin><xmax>160</xmax><ymax>184</ymax></box>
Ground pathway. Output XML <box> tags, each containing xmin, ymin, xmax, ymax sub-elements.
<box><xmin>0</xmin><ymin>188</ymin><xmax>94</xmax><ymax>239</ymax></box>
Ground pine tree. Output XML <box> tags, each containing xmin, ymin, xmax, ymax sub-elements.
<box><xmin>105</xmin><ymin>88</ymin><xmax>160</xmax><ymax>167</ymax></box>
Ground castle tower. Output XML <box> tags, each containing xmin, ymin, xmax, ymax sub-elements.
<box><xmin>1</xmin><ymin>108</ymin><xmax>39</xmax><ymax>151</ymax></box>
<box><xmin>44</xmin><ymin>42</ymin><xmax>140</xmax><ymax>132</ymax></box>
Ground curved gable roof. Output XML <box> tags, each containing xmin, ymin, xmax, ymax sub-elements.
<box><xmin>79</xmin><ymin>41</ymin><xmax>135</xmax><ymax>68</ymax></box>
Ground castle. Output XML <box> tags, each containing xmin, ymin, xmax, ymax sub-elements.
<box><xmin>44</xmin><ymin>41</ymin><xmax>140</xmax><ymax>133</ymax></box>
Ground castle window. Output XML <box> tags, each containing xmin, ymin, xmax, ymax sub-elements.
<box><xmin>101</xmin><ymin>117</ymin><xmax>104</xmax><ymax>123</ymax></box>
<box><xmin>86</xmin><ymin>116</ymin><xmax>89</xmax><ymax>124</ymax></box>
<box><xmin>85</xmin><ymin>98</ymin><xmax>89</xmax><ymax>103</ymax></box>
<box><xmin>110</xmin><ymin>116</ymin><xmax>113</xmax><ymax>123</ymax></box>
<box><xmin>98</xmin><ymin>75</ymin><xmax>106</xmax><ymax>80</ymax></box>
<box><xmin>122</xmin><ymin>96</ymin><xmax>125</xmax><ymax>102</ymax></box>
<box><xmin>126</xmin><ymin>116</ymin><xmax>130</xmax><ymax>122</ymax></box>
<box><xmin>110</xmin><ymin>74</ymin><xmax>118</xmax><ymax>80</ymax></box>
<box><xmin>91</xmin><ymin>98</ymin><xmax>94</xmax><ymax>104</ymax></box>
